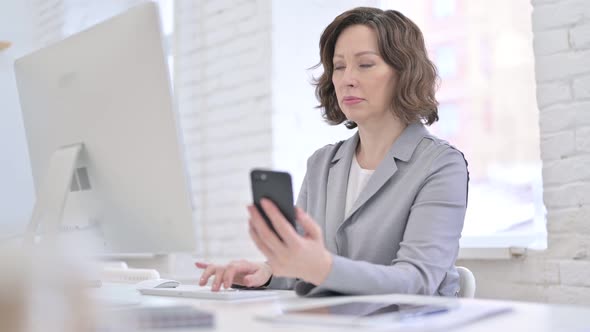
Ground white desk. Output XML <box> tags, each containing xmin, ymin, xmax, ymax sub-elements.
<box><xmin>95</xmin><ymin>284</ymin><xmax>590</xmax><ymax>331</ymax></box>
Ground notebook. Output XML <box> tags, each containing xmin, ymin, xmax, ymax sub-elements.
<box><xmin>139</xmin><ymin>285</ymin><xmax>279</xmax><ymax>301</ymax></box>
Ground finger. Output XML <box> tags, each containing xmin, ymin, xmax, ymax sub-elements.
<box><xmin>247</xmin><ymin>205</ymin><xmax>286</xmax><ymax>254</ymax></box>
<box><xmin>260</xmin><ymin>199</ymin><xmax>300</xmax><ymax>247</ymax></box>
<box><xmin>248</xmin><ymin>219</ymin><xmax>274</xmax><ymax>257</ymax></box>
<box><xmin>211</xmin><ymin>267</ymin><xmax>224</xmax><ymax>292</ymax></box>
<box><xmin>194</xmin><ymin>262</ymin><xmax>208</xmax><ymax>269</ymax></box>
<box><xmin>243</xmin><ymin>268</ymin><xmax>270</xmax><ymax>287</ymax></box>
<box><xmin>199</xmin><ymin>265</ymin><xmax>216</xmax><ymax>286</ymax></box>
<box><xmin>296</xmin><ymin>207</ymin><xmax>322</xmax><ymax>240</ymax></box>
<box><xmin>247</xmin><ymin>204</ymin><xmax>264</xmax><ymax>222</ymax></box>
<box><xmin>223</xmin><ymin>265</ymin><xmax>236</xmax><ymax>289</ymax></box>
<box><xmin>231</xmin><ymin>261</ymin><xmax>261</xmax><ymax>285</ymax></box>
<box><xmin>235</xmin><ymin>259</ymin><xmax>260</xmax><ymax>274</ymax></box>
<box><xmin>248</xmin><ymin>219</ymin><xmax>276</xmax><ymax>260</ymax></box>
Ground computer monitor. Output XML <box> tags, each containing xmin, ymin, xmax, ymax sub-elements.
<box><xmin>14</xmin><ymin>2</ymin><xmax>195</xmax><ymax>254</ymax></box>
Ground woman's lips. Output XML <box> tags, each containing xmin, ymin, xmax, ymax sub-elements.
<box><xmin>343</xmin><ymin>97</ymin><xmax>364</xmax><ymax>105</ymax></box>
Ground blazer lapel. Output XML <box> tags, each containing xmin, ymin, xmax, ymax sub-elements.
<box><xmin>324</xmin><ymin>133</ymin><xmax>358</xmax><ymax>253</ymax></box>
<box><xmin>344</xmin><ymin>151</ymin><xmax>397</xmax><ymax>221</ymax></box>
<box><xmin>343</xmin><ymin>122</ymin><xmax>428</xmax><ymax>221</ymax></box>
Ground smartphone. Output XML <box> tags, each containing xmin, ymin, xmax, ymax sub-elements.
<box><xmin>260</xmin><ymin>301</ymin><xmax>457</xmax><ymax>327</ymax></box>
<box><xmin>286</xmin><ymin>302</ymin><xmax>449</xmax><ymax>319</ymax></box>
<box><xmin>250</xmin><ymin>169</ymin><xmax>296</xmax><ymax>239</ymax></box>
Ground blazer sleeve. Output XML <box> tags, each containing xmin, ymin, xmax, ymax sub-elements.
<box><xmin>266</xmin><ymin>164</ymin><xmax>309</xmax><ymax>290</ymax></box>
<box><xmin>298</xmin><ymin>147</ymin><xmax>468</xmax><ymax>296</ymax></box>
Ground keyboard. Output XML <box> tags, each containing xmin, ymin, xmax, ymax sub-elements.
<box><xmin>138</xmin><ymin>285</ymin><xmax>279</xmax><ymax>301</ymax></box>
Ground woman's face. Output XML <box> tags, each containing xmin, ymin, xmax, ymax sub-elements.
<box><xmin>332</xmin><ymin>24</ymin><xmax>398</xmax><ymax>126</ymax></box>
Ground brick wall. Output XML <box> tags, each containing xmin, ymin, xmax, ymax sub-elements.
<box><xmin>30</xmin><ymin>0</ymin><xmax>65</xmax><ymax>46</ymax></box>
<box><xmin>31</xmin><ymin>0</ymin><xmax>144</xmax><ymax>47</ymax></box>
<box><xmin>457</xmin><ymin>0</ymin><xmax>590</xmax><ymax>305</ymax></box>
<box><xmin>174</xmin><ymin>0</ymin><xmax>273</xmax><ymax>261</ymax></box>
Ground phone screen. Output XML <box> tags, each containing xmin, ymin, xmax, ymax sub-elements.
<box><xmin>286</xmin><ymin>302</ymin><xmax>449</xmax><ymax>318</ymax></box>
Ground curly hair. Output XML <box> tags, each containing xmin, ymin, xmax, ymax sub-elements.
<box><xmin>314</xmin><ymin>7</ymin><xmax>439</xmax><ymax>128</ymax></box>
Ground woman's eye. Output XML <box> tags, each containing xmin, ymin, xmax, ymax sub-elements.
<box><xmin>334</xmin><ymin>65</ymin><xmax>345</xmax><ymax>71</ymax></box>
<box><xmin>360</xmin><ymin>64</ymin><xmax>374</xmax><ymax>68</ymax></box>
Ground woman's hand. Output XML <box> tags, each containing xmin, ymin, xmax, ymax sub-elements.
<box><xmin>195</xmin><ymin>260</ymin><xmax>272</xmax><ymax>292</ymax></box>
<box><xmin>247</xmin><ymin>199</ymin><xmax>333</xmax><ymax>285</ymax></box>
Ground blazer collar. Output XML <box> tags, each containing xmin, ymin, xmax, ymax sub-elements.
<box><xmin>326</xmin><ymin>122</ymin><xmax>429</xmax><ymax>241</ymax></box>
<box><xmin>383</xmin><ymin>121</ymin><xmax>429</xmax><ymax>163</ymax></box>
<box><xmin>331</xmin><ymin>122</ymin><xmax>428</xmax><ymax>164</ymax></box>
<box><xmin>331</xmin><ymin>132</ymin><xmax>358</xmax><ymax>164</ymax></box>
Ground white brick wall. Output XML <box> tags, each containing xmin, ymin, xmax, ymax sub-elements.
<box><xmin>30</xmin><ymin>0</ymin><xmax>145</xmax><ymax>47</ymax></box>
<box><xmin>546</xmin><ymin>207</ymin><xmax>590</xmax><ymax>236</ymax></box>
<box><xmin>533</xmin><ymin>28</ymin><xmax>569</xmax><ymax>55</ymax></box>
<box><xmin>31</xmin><ymin>0</ymin><xmax>65</xmax><ymax>47</ymax></box>
<box><xmin>458</xmin><ymin>0</ymin><xmax>590</xmax><ymax>305</ymax></box>
<box><xmin>573</xmin><ymin>74</ymin><xmax>590</xmax><ymax>99</ymax></box>
<box><xmin>535</xmin><ymin>50</ymin><xmax>590</xmax><ymax>81</ymax></box>
<box><xmin>532</xmin><ymin>0</ymin><xmax>590</xmax><ymax>30</ymax></box>
<box><xmin>540</xmin><ymin>130</ymin><xmax>575</xmax><ymax>160</ymax></box>
<box><xmin>577</xmin><ymin>127</ymin><xmax>590</xmax><ymax>152</ymax></box>
<box><xmin>571</xmin><ymin>23</ymin><xmax>590</xmax><ymax>48</ymax></box>
<box><xmin>536</xmin><ymin>81</ymin><xmax>571</xmax><ymax>108</ymax></box>
<box><xmin>560</xmin><ymin>260</ymin><xmax>590</xmax><ymax>287</ymax></box>
<box><xmin>174</xmin><ymin>0</ymin><xmax>272</xmax><ymax>261</ymax></box>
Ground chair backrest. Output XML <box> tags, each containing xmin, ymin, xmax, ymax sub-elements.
<box><xmin>456</xmin><ymin>266</ymin><xmax>476</xmax><ymax>298</ymax></box>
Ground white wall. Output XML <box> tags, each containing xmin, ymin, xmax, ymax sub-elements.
<box><xmin>457</xmin><ymin>0</ymin><xmax>590</xmax><ymax>305</ymax></box>
<box><xmin>0</xmin><ymin>1</ymin><xmax>47</xmax><ymax>237</ymax></box>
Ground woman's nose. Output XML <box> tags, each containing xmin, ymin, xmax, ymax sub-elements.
<box><xmin>341</xmin><ymin>67</ymin><xmax>358</xmax><ymax>87</ymax></box>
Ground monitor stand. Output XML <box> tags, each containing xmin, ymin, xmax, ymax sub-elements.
<box><xmin>24</xmin><ymin>143</ymin><xmax>83</xmax><ymax>246</ymax></box>
<box><xmin>22</xmin><ymin>143</ymin><xmax>177</xmax><ymax>276</ymax></box>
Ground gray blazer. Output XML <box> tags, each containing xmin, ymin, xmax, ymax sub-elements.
<box><xmin>268</xmin><ymin>122</ymin><xmax>469</xmax><ymax>297</ymax></box>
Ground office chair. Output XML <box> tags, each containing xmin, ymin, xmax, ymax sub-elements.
<box><xmin>456</xmin><ymin>266</ymin><xmax>476</xmax><ymax>298</ymax></box>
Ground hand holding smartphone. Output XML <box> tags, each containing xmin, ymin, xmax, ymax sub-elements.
<box><xmin>250</xmin><ymin>169</ymin><xmax>296</xmax><ymax>239</ymax></box>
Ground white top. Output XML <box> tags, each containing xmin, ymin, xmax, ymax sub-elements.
<box><xmin>345</xmin><ymin>154</ymin><xmax>375</xmax><ymax>216</ymax></box>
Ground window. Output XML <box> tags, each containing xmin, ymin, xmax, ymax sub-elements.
<box><xmin>384</xmin><ymin>0</ymin><xmax>546</xmax><ymax>251</ymax></box>
<box><xmin>434</xmin><ymin>45</ymin><xmax>458</xmax><ymax>79</ymax></box>
<box><xmin>278</xmin><ymin>1</ymin><xmax>545</xmax><ymax>255</ymax></box>
<box><xmin>435</xmin><ymin>103</ymin><xmax>460</xmax><ymax>138</ymax></box>
<box><xmin>433</xmin><ymin>0</ymin><xmax>456</xmax><ymax>18</ymax></box>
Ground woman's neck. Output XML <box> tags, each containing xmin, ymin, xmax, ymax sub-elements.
<box><xmin>355</xmin><ymin>117</ymin><xmax>407</xmax><ymax>170</ymax></box>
